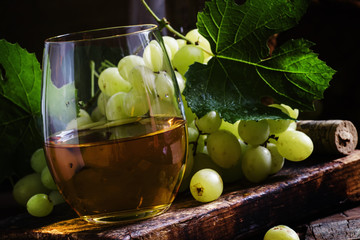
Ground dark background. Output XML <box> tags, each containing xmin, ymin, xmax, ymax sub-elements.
<box><xmin>1</xmin><ymin>0</ymin><xmax>360</xmax><ymax>128</ymax></box>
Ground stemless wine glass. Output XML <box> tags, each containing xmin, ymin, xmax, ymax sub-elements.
<box><xmin>41</xmin><ymin>24</ymin><xmax>188</xmax><ymax>223</ymax></box>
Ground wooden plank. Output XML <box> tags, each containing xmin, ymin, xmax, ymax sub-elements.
<box><xmin>305</xmin><ymin>205</ymin><xmax>360</xmax><ymax>240</ymax></box>
<box><xmin>1</xmin><ymin>151</ymin><xmax>360</xmax><ymax>239</ymax></box>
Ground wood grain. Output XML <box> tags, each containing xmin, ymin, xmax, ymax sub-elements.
<box><xmin>305</xmin><ymin>206</ymin><xmax>360</xmax><ymax>240</ymax></box>
<box><xmin>2</xmin><ymin>151</ymin><xmax>360</xmax><ymax>239</ymax></box>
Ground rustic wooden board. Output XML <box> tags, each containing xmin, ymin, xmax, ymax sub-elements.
<box><xmin>304</xmin><ymin>205</ymin><xmax>360</xmax><ymax>239</ymax></box>
<box><xmin>1</xmin><ymin>150</ymin><xmax>360</xmax><ymax>239</ymax></box>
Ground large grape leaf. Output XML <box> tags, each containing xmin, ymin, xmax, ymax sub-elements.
<box><xmin>0</xmin><ymin>39</ymin><xmax>43</xmax><ymax>182</ymax></box>
<box><xmin>183</xmin><ymin>0</ymin><xmax>336</xmax><ymax>123</ymax></box>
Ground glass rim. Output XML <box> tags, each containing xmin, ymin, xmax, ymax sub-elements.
<box><xmin>44</xmin><ymin>24</ymin><xmax>158</xmax><ymax>43</ymax></box>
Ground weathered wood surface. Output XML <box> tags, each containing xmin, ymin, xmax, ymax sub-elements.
<box><xmin>1</xmin><ymin>150</ymin><xmax>360</xmax><ymax>239</ymax></box>
<box><xmin>305</xmin><ymin>205</ymin><xmax>360</xmax><ymax>240</ymax></box>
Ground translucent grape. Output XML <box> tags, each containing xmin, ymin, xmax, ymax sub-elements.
<box><xmin>241</xmin><ymin>146</ymin><xmax>271</xmax><ymax>183</ymax></box>
<box><xmin>97</xmin><ymin>92</ymin><xmax>109</xmax><ymax>115</ymax></box>
<box><xmin>172</xmin><ymin>45</ymin><xmax>204</xmax><ymax>75</ymax></box>
<box><xmin>30</xmin><ymin>148</ymin><xmax>47</xmax><ymax>173</ymax></box>
<box><xmin>190</xmin><ymin>168</ymin><xmax>223</xmax><ymax>203</ymax></box>
<box><xmin>277</xmin><ymin>130</ymin><xmax>313</xmax><ymax>161</ymax></box>
<box><xmin>27</xmin><ymin>193</ymin><xmax>54</xmax><ymax>217</ymax></box>
<box><xmin>174</xmin><ymin>71</ymin><xmax>185</xmax><ymax>93</ymax></box>
<box><xmin>196</xmin><ymin>111</ymin><xmax>221</xmax><ymax>134</ymax></box>
<box><xmin>176</xmin><ymin>39</ymin><xmax>187</xmax><ymax>49</ymax></box>
<box><xmin>127</xmin><ymin>65</ymin><xmax>156</xmax><ymax>94</ymax></box>
<box><xmin>267</xmin><ymin>119</ymin><xmax>291</xmax><ymax>134</ymax></box>
<box><xmin>162</xmin><ymin>36</ymin><xmax>179</xmax><ymax>60</ymax></box>
<box><xmin>155</xmin><ymin>71</ymin><xmax>175</xmax><ymax>101</ymax></box>
<box><xmin>13</xmin><ymin>173</ymin><xmax>49</xmax><ymax>206</ymax></box>
<box><xmin>238</xmin><ymin>120</ymin><xmax>270</xmax><ymax>145</ymax></box>
<box><xmin>264</xmin><ymin>225</ymin><xmax>300</xmax><ymax>240</ymax></box>
<box><xmin>122</xmin><ymin>90</ymin><xmax>149</xmax><ymax>117</ymax></box>
<box><xmin>188</xmin><ymin>126</ymin><xmax>199</xmax><ymax>143</ymax></box>
<box><xmin>98</xmin><ymin>67</ymin><xmax>132</xmax><ymax>97</ymax></box>
<box><xmin>143</xmin><ymin>40</ymin><xmax>164</xmax><ymax>72</ymax></box>
<box><xmin>267</xmin><ymin>143</ymin><xmax>285</xmax><ymax>174</ymax></box>
<box><xmin>105</xmin><ymin>92</ymin><xmax>128</xmax><ymax>120</ymax></box>
<box><xmin>65</xmin><ymin>109</ymin><xmax>93</xmax><ymax>130</ymax></box>
<box><xmin>41</xmin><ymin>166</ymin><xmax>58</xmax><ymax>190</ymax></box>
<box><xmin>185</xmin><ymin>29</ymin><xmax>212</xmax><ymax>62</ymax></box>
<box><xmin>117</xmin><ymin>55</ymin><xmax>145</xmax><ymax>80</ymax></box>
<box><xmin>90</xmin><ymin>107</ymin><xmax>104</xmax><ymax>122</ymax></box>
<box><xmin>196</xmin><ymin>134</ymin><xmax>208</xmax><ymax>154</ymax></box>
<box><xmin>207</xmin><ymin>130</ymin><xmax>242</xmax><ymax>169</ymax></box>
<box><xmin>49</xmin><ymin>190</ymin><xmax>65</xmax><ymax>206</ymax></box>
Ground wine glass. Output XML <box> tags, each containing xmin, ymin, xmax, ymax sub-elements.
<box><xmin>41</xmin><ymin>24</ymin><xmax>188</xmax><ymax>223</ymax></box>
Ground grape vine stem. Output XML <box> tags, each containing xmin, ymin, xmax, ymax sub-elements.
<box><xmin>140</xmin><ymin>0</ymin><xmax>192</xmax><ymax>43</ymax></box>
<box><xmin>140</xmin><ymin>0</ymin><xmax>214</xmax><ymax>57</ymax></box>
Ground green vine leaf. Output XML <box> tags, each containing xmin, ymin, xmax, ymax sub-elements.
<box><xmin>0</xmin><ymin>39</ymin><xmax>43</xmax><ymax>182</ymax></box>
<box><xmin>183</xmin><ymin>0</ymin><xmax>336</xmax><ymax>122</ymax></box>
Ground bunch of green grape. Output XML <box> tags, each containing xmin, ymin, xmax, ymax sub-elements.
<box><xmin>12</xmin><ymin>148</ymin><xmax>64</xmax><ymax>217</ymax></box>
<box><xmin>166</xmin><ymin>29</ymin><xmax>314</xmax><ymax>203</ymax></box>
<box><xmin>65</xmin><ymin>37</ymin><xmax>189</xmax><ymax>131</ymax></box>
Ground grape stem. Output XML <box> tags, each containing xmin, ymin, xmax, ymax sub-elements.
<box><xmin>140</xmin><ymin>0</ymin><xmax>214</xmax><ymax>57</ymax></box>
<box><xmin>140</xmin><ymin>0</ymin><xmax>191</xmax><ymax>43</ymax></box>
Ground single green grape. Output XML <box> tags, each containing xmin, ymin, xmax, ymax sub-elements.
<box><xmin>176</xmin><ymin>39</ymin><xmax>187</xmax><ymax>49</ymax></box>
<box><xmin>162</xmin><ymin>36</ymin><xmax>179</xmax><ymax>60</ymax></box>
<box><xmin>13</xmin><ymin>173</ymin><xmax>49</xmax><ymax>206</ymax></box>
<box><xmin>196</xmin><ymin>134</ymin><xmax>208</xmax><ymax>154</ymax></box>
<box><xmin>267</xmin><ymin>143</ymin><xmax>285</xmax><ymax>174</ymax></box>
<box><xmin>174</xmin><ymin>71</ymin><xmax>185</xmax><ymax>93</ymax></box>
<box><xmin>277</xmin><ymin>130</ymin><xmax>313</xmax><ymax>161</ymax></box>
<box><xmin>27</xmin><ymin>193</ymin><xmax>54</xmax><ymax>217</ymax></box>
<box><xmin>97</xmin><ymin>92</ymin><xmax>109</xmax><ymax>115</ymax></box>
<box><xmin>196</xmin><ymin>111</ymin><xmax>222</xmax><ymax>134</ymax></box>
<box><xmin>90</xmin><ymin>107</ymin><xmax>104</xmax><ymax>122</ymax></box>
<box><xmin>143</xmin><ymin>40</ymin><xmax>164</xmax><ymax>72</ymax></box>
<box><xmin>241</xmin><ymin>146</ymin><xmax>272</xmax><ymax>183</ymax></box>
<box><xmin>155</xmin><ymin>71</ymin><xmax>175</xmax><ymax>101</ymax></box>
<box><xmin>264</xmin><ymin>225</ymin><xmax>300</xmax><ymax>240</ymax></box>
<box><xmin>41</xmin><ymin>167</ymin><xmax>58</xmax><ymax>190</ymax></box>
<box><xmin>117</xmin><ymin>55</ymin><xmax>145</xmax><ymax>80</ymax></box>
<box><xmin>65</xmin><ymin>109</ymin><xmax>93</xmax><ymax>130</ymax></box>
<box><xmin>98</xmin><ymin>67</ymin><xmax>132</xmax><ymax>97</ymax></box>
<box><xmin>105</xmin><ymin>92</ymin><xmax>128</xmax><ymax>120</ymax></box>
<box><xmin>122</xmin><ymin>90</ymin><xmax>149</xmax><ymax>117</ymax></box>
<box><xmin>190</xmin><ymin>168</ymin><xmax>223</xmax><ymax>203</ymax></box>
<box><xmin>185</xmin><ymin>29</ymin><xmax>212</xmax><ymax>62</ymax></box>
<box><xmin>30</xmin><ymin>148</ymin><xmax>47</xmax><ymax>173</ymax></box>
<box><xmin>267</xmin><ymin>119</ymin><xmax>291</xmax><ymax>134</ymax></box>
<box><xmin>188</xmin><ymin>126</ymin><xmax>199</xmax><ymax>143</ymax></box>
<box><xmin>207</xmin><ymin>130</ymin><xmax>242</xmax><ymax>169</ymax></box>
<box><xmin>238</xmin><ymin>120</ymin><xmax>270</xmax><ymax>145</ymax></box>
<box><xmin>172</xmin><ymin>45</ymin><xmax>204</xmax><ymax>76</ymax></box>
<box><xmin>49</xmin><ymin>190</ymin><xmax>65</xmax><ymax>206</ymax></box>
<box><xmin>127</xmin><ymin>65</ymin><xmax>156</xmax><ymax>95</ymax></box>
